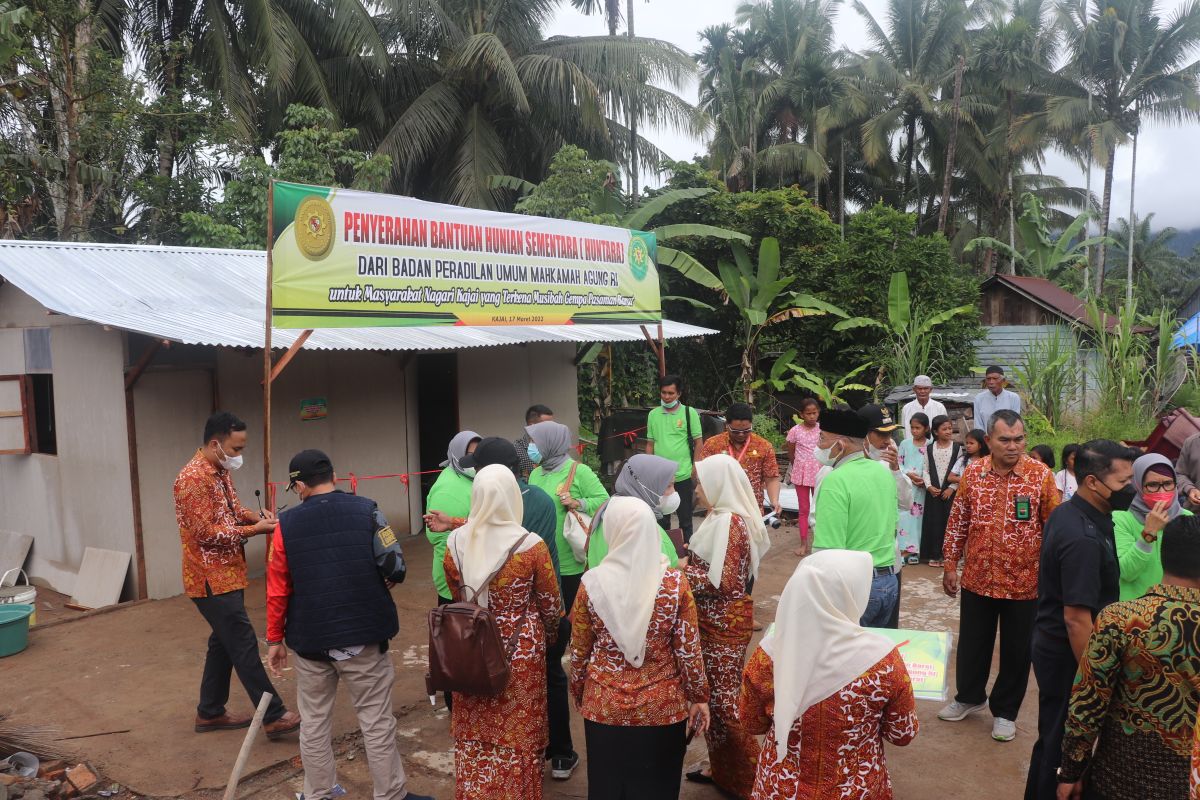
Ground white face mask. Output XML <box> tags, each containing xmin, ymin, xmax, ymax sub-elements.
<box><xmin>658</xmin><ymin>491</ymin><xmax>681</xmax><ymax>516</ymax></box>
<box><xmin>461</xmin><ymin>466</ymin><xmax>476</xmax><ymax>478</ymax></box>
<box><xmin>814</xmin><ymin>441</ymin><xmax>842</xmax><ymax>467</ymax></box>
<box><xmin>217</xmin><ymin>442</ymin><xmax>243</xmax><ymax>471</ymax></box>
<box><xmin>866</xmin><ymin>443</ymin><xmax>887</xmax><ymax>461</ymax></box>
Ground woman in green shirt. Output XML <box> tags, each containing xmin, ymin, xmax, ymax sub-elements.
<box><xmin>424</xmin><ymin>430</ymin><xmax>481</xmax><ymax>604</ymax></box>
<box><xmin>526</xmin><ymin>420</ymin><xmax>609</xmax><ymax>611</ymax></box>
<box><xmin>1114</xmin><ymin>453</ymin><xmax>1191</xmax><ymax>600</ymax></box>
<box><xmin>587</xmin><ymin>454</ymin><xmax>681</xmax><ymax>569</ymax></box>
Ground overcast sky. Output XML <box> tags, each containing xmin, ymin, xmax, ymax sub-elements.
<box><xmin>547</xmin><ymin>0</ymin><xmax>1200</xmax><ymax>231</ymax></box>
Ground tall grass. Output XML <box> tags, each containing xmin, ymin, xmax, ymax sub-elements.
<box><xmin>1014</xmin><ymin>326</ymin><xmax>1080</xmax><ymax>430</ymax></box>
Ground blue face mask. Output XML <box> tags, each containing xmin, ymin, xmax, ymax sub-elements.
<box><xmin>528</xmin><ymin>443</ymin><xmax>543</xmax><ymax>464</ymax></box>
<box><xmin>661</xmin><ymin>399</ymin><xmax>680</xmax><ymax>409</ymax></box>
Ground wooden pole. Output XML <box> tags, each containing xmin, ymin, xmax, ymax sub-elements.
<box><xmin>263</xmin><ymin>181</ymin><xmax>275</xmax><ymax>513</ymax></box>
<box><xmin>656</xmin><ymin>322</ymin><xmax>666</xmax><ymax>377</ymax></box>
<box><xmin>222</xmin><ymin>692</ymin><xmax>272</xmax><ymax>800</ymax></box>
<box><xmin>124</xmin><ymin>338</ymin><xmax>169</xmax><ymax>600</ymax></box>
<box><xmin>267</xmin><ymin>329</ymin><xmax>313</xmax><ymax>384</ymax></box>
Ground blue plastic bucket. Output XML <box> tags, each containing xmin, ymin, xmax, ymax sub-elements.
<box><xmin>0</xmin><ymin>603</ymin><xmax>33</xmax><ymax>657</ymax></box>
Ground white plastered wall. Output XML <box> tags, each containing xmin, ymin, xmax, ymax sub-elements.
<box><xmin>456</xmin><ymin>342</ymin><xmax>580</xmax><ymax>441</ymax></box>
<box><xmin>0</xmin><ymin>285</ymin><xmax>135</xmax><ymax>597</ymax></box>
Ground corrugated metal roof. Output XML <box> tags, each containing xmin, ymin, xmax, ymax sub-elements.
<box><xmin>0</xmin><ymin>240</ymin><xmax>717</xmax><ymax>350</ymax></box>
<box><xmin>982</xmin><ymin>274</ymin><xmax>1141</xmax><ymax>332</ymax></box>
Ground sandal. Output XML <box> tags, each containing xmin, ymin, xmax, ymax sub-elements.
<box><xmin>929</xmin><ymin>559</ymin><xmax>943</xmax><ymax>568</ymax></box>
<box><xmin>685</xmin><ymin>770</ymin><xmax>714</xmax><ymax>785</ymax></box>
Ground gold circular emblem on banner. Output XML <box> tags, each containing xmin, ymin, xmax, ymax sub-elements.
<box><xmin>294</xmin><ymin>195</ymin><xmax>335</xmax><ymax>259</ymax></box>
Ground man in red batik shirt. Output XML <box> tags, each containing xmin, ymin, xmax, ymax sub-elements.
<box><xmin>174</xmin><ymin>411</ymin><xmax>300</xmax><ymax>738</ymax></box>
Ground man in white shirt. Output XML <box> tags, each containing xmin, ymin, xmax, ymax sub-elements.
<box><xmin>901</xmin><ymin>375</ymin><xmax>948</xmax><ymax>438</ymax></box>
<box><xmin>973</xmin><ymin>366</ymin><xmax>1022</xmax><ymax>431</ymax></box>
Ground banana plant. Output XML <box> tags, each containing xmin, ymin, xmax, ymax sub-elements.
<box><xmin>718</xmin><ymin>237</ymin><xmax>846</xmax><ymax>403</ymax></box>
<box><xmin>833</xmin><ymin>272</ymin><xmax>974</xmax><ymax>386</ymax></box>
<box><xmin>788</xmin><ymin>363</ymin><xmax>875</xmax><ymax>407</ymax></box>
<box><xmin>964</xmin><ymin>193</ymin><xmax>1114</xmax><ymax>279</ymax></box>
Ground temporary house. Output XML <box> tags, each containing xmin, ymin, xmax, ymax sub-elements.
<box><xmin>0</xmin><ymin>239</ymin><xmax>713</xmax><ymax>602</ymax></box>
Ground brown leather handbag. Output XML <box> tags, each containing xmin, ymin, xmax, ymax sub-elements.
<box><xmin>425</xmin><ymin>538</ymin><xmax>527</xmax><ymax>697</ymax></box>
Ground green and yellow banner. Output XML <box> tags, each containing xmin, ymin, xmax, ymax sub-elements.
<box><xmin>269</xmin><ymin>181</ymin><xmax>660</xmax><ymax>328</ymax></box>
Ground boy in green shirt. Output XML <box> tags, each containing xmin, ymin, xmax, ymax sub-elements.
<box><xmin>645</xmin><ymin>374</ymin><xmax>703</xmax><ymax>541</ymax></box>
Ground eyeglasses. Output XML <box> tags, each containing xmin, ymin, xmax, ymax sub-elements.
<box><xmin>1143</xmin><ymin>479</ymin><xmax>1177</xmax><ymax>493</ymax></box>
<box><xmin>728</xmin><ymin>427</ymin><xmax>752</xmax><ymax>435</ymax></box>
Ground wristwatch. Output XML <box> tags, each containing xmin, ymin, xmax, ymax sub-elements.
<box><xmin>1142</xmin><ymin>529</ymin><xmax>1158</xmax><ymax>544</ymax></box>
<box><xmin>1056</xmin><ymin>767</ymin><xmax>1078</xmax><ymax>784</ymax></box>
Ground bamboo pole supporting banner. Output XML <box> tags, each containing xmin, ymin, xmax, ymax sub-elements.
<box><xmin>222</xmin><ymin>692</ymin><xmax>272</xmax><ymax>800</ymax></box>
<box><xmin>263</xmin><ymin>181</ymin><xmax>275</xmax><ymax>513</ymax></box>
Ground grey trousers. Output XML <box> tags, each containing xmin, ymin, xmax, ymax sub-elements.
<box><xmin>293</xmin><ymin>646</ymin><xmax>408</xmax><ymax>800</ymax></box>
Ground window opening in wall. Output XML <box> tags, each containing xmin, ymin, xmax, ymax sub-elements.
<box><xmin>30</xmin><ymin>374</ymin><xmax>55</xmax><ymax>454</ymax></box>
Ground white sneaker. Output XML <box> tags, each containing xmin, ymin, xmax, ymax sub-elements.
<box><xmin>937</xmin><ymin>700</ymin><xmax>987</xmax><ymax>721</ymax></box>
<box><xmin>992</xmin><ymin>717</ymin><xmax>1017</xmax><ymax>741</ymax></box>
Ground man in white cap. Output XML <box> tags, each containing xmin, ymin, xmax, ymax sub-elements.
<box><xmin>901</xmin><ymin>375</ymin><xmax>948</xmax><ymax>439</ymax></box>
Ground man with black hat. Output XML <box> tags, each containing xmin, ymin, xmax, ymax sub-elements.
<box><xmin>859</xmin><ymin>404</ymin><xmax>915</xmax><ymax>629</ymax></box>
<box><xmin>265</xmin><ymin>450</ymin><xmax>433</xmax><ymax>800</ymax></box>
<box><xmin>424</xmin><ymin>437</ymin><xmax>580</xmax><ymax>780</ymax></box>
<box><xmin>811</xmin><ymin>406</ymin><xmax>901</xmax><ymax>627</ymax></box>
<box><xmin>973</xmin><ymin>365</ymin><xmax>1022</xmax><ymax>431</ymax></box>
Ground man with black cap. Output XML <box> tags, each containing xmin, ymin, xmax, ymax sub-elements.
<box><xmin>973</xmin><ymin>365</ymin><xmax>1022</xmax><ymax>431</ymax></box>
<box><xmin>811</xmin><ymin>406</ymin><xmax>901</xmax><ymax>627</ymax></box>
<box><xmin>424</xmin><ymin>437</ymin><xmax>580</xmax><ymax>780</ymax></box>
<box><xmin>859</xmin><ymin>403</ymin><xmax>915</xmax><ymax>628</ymax></box>
<box><xmin>265</xmin><ymin>450</ymin><xmax>433</xmax><ymax>800</ymax></box>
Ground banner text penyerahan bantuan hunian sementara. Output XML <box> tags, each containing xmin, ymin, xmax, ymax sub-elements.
<box><xmin>269</xmin><ymin>181</ymin><xmax>660</xmax><ymax>328</ymax></box>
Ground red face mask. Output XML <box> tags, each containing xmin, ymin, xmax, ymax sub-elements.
<box><xmin>1143</xmin><ymin>490</ymin><xmax>1176</xmax><ymax>506</ymax></box>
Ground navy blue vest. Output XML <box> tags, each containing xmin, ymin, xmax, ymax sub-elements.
<box><xmin>278</xmin><ymin>492</ymin><xmax>399</xmax><ymax>653</ymax></box>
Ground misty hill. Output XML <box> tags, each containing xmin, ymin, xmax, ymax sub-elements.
<box><xmin>1171</xmin><ymin>227</ymin><xmax>1200</xmax><ymax>257</ymax></box>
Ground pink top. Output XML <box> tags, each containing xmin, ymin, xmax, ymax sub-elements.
<box><xmin>786</xmin><ymin>423</ymin><xmax>822</xmax><ymax>487</ymax></box>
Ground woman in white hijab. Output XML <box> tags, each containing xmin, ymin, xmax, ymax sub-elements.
<box><xmin>569</xmin><ymin>497</ymin><xmax>710</xmax><ymax>800</ymax></box>
<box><xmin>442</xmin><ymin>465</ymin><xmax>563</xmax><ymax>800</ymax></box>
<box><xmin>738</xmin><ymin>550</ymin><xmax>918</xmax><ymax>800</ymax></box>
<box><xmin>682</xmin><ymin>453</ymin><xmax>771</xmax><ymax>798</ymax></box>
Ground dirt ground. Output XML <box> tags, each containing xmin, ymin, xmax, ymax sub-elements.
<box><xmin>7</xmin><ymin>524</ymin><xmax>1035</xmax><ymax>799</ymax></box>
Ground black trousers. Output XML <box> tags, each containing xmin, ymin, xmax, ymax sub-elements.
<box><xmin>674</xmin><ymin>477</ymin><xmax>695</xmax><ymax>542</ymax></box>
<box><xmin>954</xmin><ymin>588</ymin><xmax>1035</xmax><ymax>720</ymax></box>
<box><xmin>192</xmin><ymin>588</ymin><xmax>286</xmax><ymax>723</ymax></box>
<box><xmin>1024</xmin><ymin>637</ymin><xmax>1079</xmax><ymax>800</ymax></box>
<box><xmin>585</xmin><ymin>719</ymin><xmax>687</xmax><ymax>800</ymax></box>
<box><xmin>545</xmin><ymin>573</ymin><xmax>582</xmax><ymax>760</ymax></box>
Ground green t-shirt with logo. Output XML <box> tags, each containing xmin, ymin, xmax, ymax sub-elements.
<box><xmin>812</xmin><ymin>456</ymin><xmax>899</xmax><ymax>568</ymax></box>
<box><xmin>646</xmin><ymin>405</ymin><xmax>702</xmax><ymax>482</ymax></box>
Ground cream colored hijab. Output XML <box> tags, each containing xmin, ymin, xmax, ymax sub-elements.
<box><xmin>579</xmin><ymin>497</ymin><xmax>667</xmax><ymax>667</ymax></box>
<box><xmin>760</xmin><ymin>549</ymin><xmax>895</xmax><ymax>763</ymax></box>
<box><xmin>690</xmin><ymin>453</ymin><xmax>770</xmax><ymax>588</ymax></box>
<box><xmin>446</xmin><ymin>464</ymin><xmax>538</xmax><ymax>607</ymax></box>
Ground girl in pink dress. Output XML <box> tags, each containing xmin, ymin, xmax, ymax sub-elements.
<box><xmin>785</xmin><ymin>399</ymin><xmax>822</xmax><ymax>556</ymax></box>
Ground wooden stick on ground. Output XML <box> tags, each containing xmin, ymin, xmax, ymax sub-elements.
<box><xmin>222</xmin><ymin>693</ymin><xmax>272</xmax><ymax>800</ymax></box>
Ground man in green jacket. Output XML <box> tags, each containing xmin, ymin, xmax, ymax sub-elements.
<box><xmin>811</xmin><ymin>406</ymin><xmax>900</xmax><ymax>627</ymax></box>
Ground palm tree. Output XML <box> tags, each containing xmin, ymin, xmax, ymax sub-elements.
<box><xmin>850</xmin><ymin>0</ymin><xmax>973</xmax><ymax>214</ymax></box>
<box><xmin>1111</xmin><ymin>213</ymin><xmax>1197</xmax><ymax>308</ymax></box>
<box><xmin>739</xmin><ymin>0</ymin><xmax>846</xmax><ymax>200</ymax></box>
<box><xmin>1046</xmin><ymin>0</ymin><xmax>1200</xmax><ymax>297</ymax></box>
<box><xmin>366</xmin><ymin>0</ymin><xmax>696</xmax><ymax>209</ymax></box>
<box><xmin>697</xmin><ymin>25</ymin><xmax>769</xmax><ymax>190</ymax></box>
